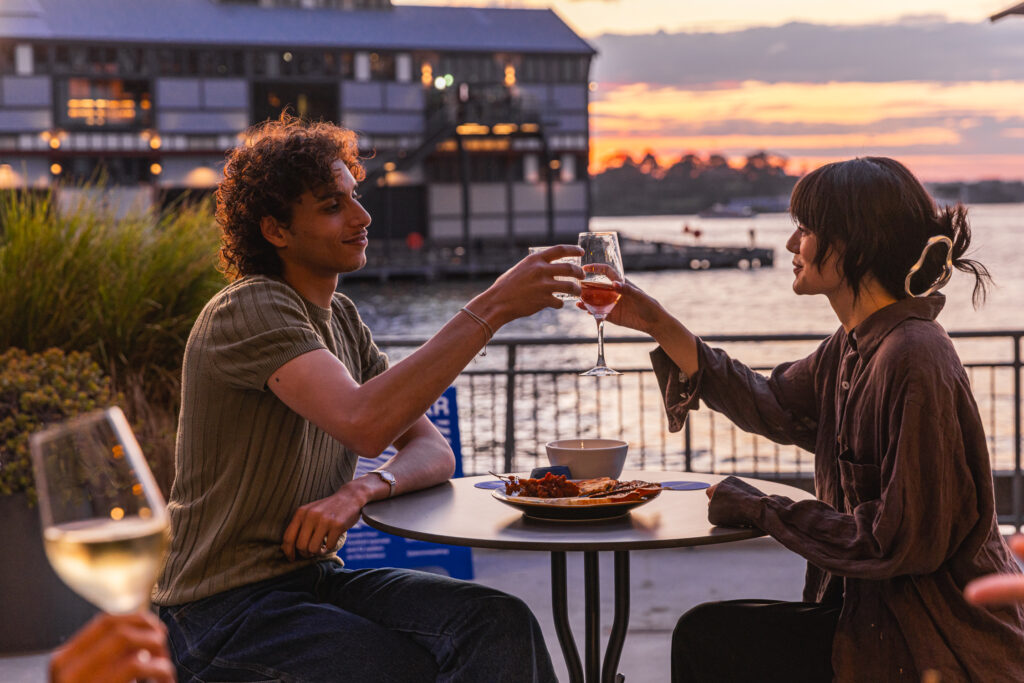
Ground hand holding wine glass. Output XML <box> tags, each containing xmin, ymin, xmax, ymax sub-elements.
<box><xmin>577</xmin><ymin>231</ymin><xmax>624</xmax><ymax>376</ymax></box>
<box><xmin>30</xmin><ymin>407</ymin><xmax>170</xmax><ymax>617</ymax></box>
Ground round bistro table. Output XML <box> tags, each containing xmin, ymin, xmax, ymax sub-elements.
<box><xmin>361</xmin><ymin>470</ymin><xmax>814</xmax><ymax>683</ymax></box>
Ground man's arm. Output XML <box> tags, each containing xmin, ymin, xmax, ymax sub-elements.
<box><xmin>280</xmin><ymin>415</ymin><xmax>452</xmax><ymax>561</ymax></box>
<box><xmin>269</xmin><ymin>245</ymin><xmax>583</xmax><ymax>458</ymax></box>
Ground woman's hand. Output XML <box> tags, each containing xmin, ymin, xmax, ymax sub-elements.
<box><xmin>50</xmin><ymin>612</ymin><xmax>175</xmax><ymax>683</ymax></box>
<box><xmin>578</xmin><ymin>275</ymin><xmax>670</xmax><ymax>338</ymax></box>
<box><xmin>964</xmin><ymin>535</ymin><xmax>1024</xmax><ymax>605</ymax></box>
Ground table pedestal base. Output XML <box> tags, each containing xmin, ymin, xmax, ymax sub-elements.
<box><xmin>550</xmin><ymin>550</ymin><xmax>630</xmax><ymax>683</ymax></box>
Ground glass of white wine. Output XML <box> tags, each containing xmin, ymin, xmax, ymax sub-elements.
<box><xmin>30</xmin><ymin>407</ymin><xmax>169</xmax><ymax>615</ymax></box>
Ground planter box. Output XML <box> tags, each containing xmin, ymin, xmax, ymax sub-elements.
<box><xmin>0</xmin><ymin>493</ymin><xmax>97</xmax><ymax>654</ymax></box>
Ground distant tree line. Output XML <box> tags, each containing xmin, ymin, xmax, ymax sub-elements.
<box><xmin>590</xmin><ymin>151</ymin><xmax>1024</xmax><ymax>215</ymax></box>
<box><xmin>926</xmin><ymin>180</ymin><xmax>1024</xmax><ymax>205</ymax></box>
<box><xmin>591</xmin><ymin>151</ymin><xmax>798</xmax><ymax>216</ymax></box>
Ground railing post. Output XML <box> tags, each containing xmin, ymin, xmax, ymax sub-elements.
<box><xmin>684</xmin><ymin>417</ymin><xmax>692</xmax><ymax>471</ymax></box>
<box><xmin>504</xmin><ymin>344</ymin><xmax>517</xmax><ymax>473</ymax></box>
<box><xmin>1014</xmin><ymin>334</ymin><xmax>1022</xmax><ymax>530</ymax></box>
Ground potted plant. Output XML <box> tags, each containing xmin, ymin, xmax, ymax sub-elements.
<box><xmin>0</xmin><ymin>347</ymin><xmax>113</xmax><ymax>652</ymax></box>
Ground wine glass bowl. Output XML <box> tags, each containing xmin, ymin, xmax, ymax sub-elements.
<box><xmin>577</xmin><ymin>231</ymin><xmax>624</xmax><ymax>376</ymax></box>
<box><xmin>30</xmin><ymin>407</ymin><xmax>169</xmax><ymax>614</ymax></box>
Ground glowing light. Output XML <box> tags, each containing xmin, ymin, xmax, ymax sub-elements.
<box><xmin>150</xmin><ymin>163</ymin><xmax>162</xmax><ymax>175</ymax></box>
<box><xmin>519</xmin><ymin>123</ymin><xmax>540</xmax><ymax>134</ymax></box>
<box><xmin>421</xmin><ymin>63</ymin><xmax>433</xmax><ymax>87</ymax></box>
<box><xmin>383</xmin><ymin>161</ymin><xmax>396</xmax><ymax>172</ymax></box>
<box><xmin>184</xmin><ymin>166</ymin><xmax>219</xmax><ymax>188</ymax></box>
<box><xmin>109</xmin><ymin>507</ymin><xmax>125</xmax><ymax>521</ymax></box>
<box><xmin>549</xmin><ymin>159</ymin><xmax>561</xmax><ymax>170</ymax></box>
<box><xmin>444</xmin><ymin>74</ymin><xmax>454</xmax><ymax>87</ymax></box>
<box><xmin>48</xmin><ymin>137</ymin><xmax>61</xmax><ymax>149</ymax></box>
<box><xmin>456</xmin><ymin>123</ymin><xmax>489</xmax><ymax>136</ymax></box>
<box><xmin>491</xmin><ymin>123</ymin><xmax>518</xmax><ymax>135</ymax></box>
<box><xmin>504</xmin><ymin>65</ymin><xmax>516</xmax><ymax>87</ymax></box>
<box><xmin>149</xmin><ymin>135</ymin><xmax>162</xmax><ymax>150</ymax></box>
<box><xmin>589</xmin><ymin>82</ymin><xmax>598</xmax><ymax>92</ymax></box>
<box><xmin>282</xmin><ymin>51</ymin><xmax>293</xmax><ymax>62</ymax></box>
<box><xmin>50</xmin><ymin>163</ymin><xmax>62</xmax><ymax>175</ymax></box>
<box><xmin>434</xmin><ymin>76</ymin><xmax>446</xmax><ymax>90</ymax></box>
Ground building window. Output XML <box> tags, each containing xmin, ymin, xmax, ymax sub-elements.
<box><xmin>55</xmin><ymin>78</ymin><xmax>153</xmax><ymax>130</ymax></box>
<box><xmin>197</xmin><ymin>50</ymin><xmax>246</xmax><ymax>77</ymax></box>
<box><xmin>60</xmin><ymin>156</ymin><xmax>152</xmax><ymax>185</ymax></box>
<box><xmin>369</xmin><ymin>52</ymin><xmax>395</xmax><ymax>81</ymax></box>
<box><xmin>0</xmin><ymin>42</ymin><xmax>15</xmax><ymax>75</ymax></box>
<box><xmin>252</xmin><ymin>81</ymin><xmax>339</xmax><ymax>124</ymax></box>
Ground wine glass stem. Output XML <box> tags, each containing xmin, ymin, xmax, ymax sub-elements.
<box><xmin>595</xmin><ymin>316</ymin><xmax>608</xmax><ymax>369</ymax></box>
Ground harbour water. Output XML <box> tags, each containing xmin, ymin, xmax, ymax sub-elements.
<box><xmin>344</xmin><ymin>204</ymin><xmax>1023</xmax><ymax>475</ymax></box>
<box><xmin>345</xmin><ymin>203</ymin><xmax>1024</xmax><ymax>362</ymax></box>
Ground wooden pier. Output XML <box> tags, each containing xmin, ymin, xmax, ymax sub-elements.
<box><xmin>341</xmin><ymin>236</ymin><xmax>774</xmax><ymax>282</ymax></box>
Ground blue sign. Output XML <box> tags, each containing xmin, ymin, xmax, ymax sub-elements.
<box><xmin>339</xmin><ymin>386</ymin><xmax>473</xmax><ymax>579</ymax></box>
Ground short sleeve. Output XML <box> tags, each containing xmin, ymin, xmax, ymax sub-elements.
<box><xmin>333</xmin><ymin>294</ymin><xmax>389</xmax><ymax>382</ymax></box>
<box><xmin>200</xmin><ymin>278</ymin><xmax>327</xmax><ymax>391</ymax></box>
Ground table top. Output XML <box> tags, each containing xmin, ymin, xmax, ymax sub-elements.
<box><xmin>361</xmin><ymin>470</ymin><xmax>814</xmax><ymax>552</ymax></box>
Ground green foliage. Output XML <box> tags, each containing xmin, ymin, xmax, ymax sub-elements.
<box><xmin>0</xmin><ymin>188</ymin><xmax>223</xmax><ymax>401</ymax></box>
<box><xmin>0</xmin><ymin>347</ymin><xmax>115</xmax><ymax>501</ymax></box>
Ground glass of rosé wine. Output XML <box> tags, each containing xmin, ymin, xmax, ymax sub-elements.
<box><xmin>577</xmin><ymin>231</ymin><xmax>624</xmax><ymax>376</ymax></box>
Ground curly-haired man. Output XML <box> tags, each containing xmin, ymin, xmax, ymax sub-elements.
<box><xmin>153</xmin><ymin>115</ymin><xmax>582</xmax><ymax>682</ymax></box>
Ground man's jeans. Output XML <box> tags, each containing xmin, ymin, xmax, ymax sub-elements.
<box><xmin>159</xmin><ymin>560</ymin><xmax>557</xmax><ymax>683</ymax></box>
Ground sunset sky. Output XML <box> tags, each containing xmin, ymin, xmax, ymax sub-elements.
<box><xmin>401</xmin><ymin>0</ymin><xmax>1024</xmax><ymax>181</ymax></box>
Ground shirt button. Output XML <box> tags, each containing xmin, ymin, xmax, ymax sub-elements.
<box><xmin>840</xmin><ymin>381</ymin><xmax>850</xmax><ymax>391</ymax></box>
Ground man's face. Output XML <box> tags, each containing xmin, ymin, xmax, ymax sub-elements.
<box><xmin>279</xmin><ymin>160</ymin><xmax>371</xmax><ymax>276</ymax></box>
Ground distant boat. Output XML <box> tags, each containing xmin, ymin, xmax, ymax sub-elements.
<box><xmin>697</xmin><ymin>203</ymin><xmax>757</xmax><ymax>218</ymax></box>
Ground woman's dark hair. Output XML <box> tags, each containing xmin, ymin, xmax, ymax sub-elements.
<box><xmin>789</xmin><ymin>156</ymin><xmax>991</xmax><ymax>306</ymax></box>
<box><xmin>215</xmin><ymin>113</ymin><xmax>365</xmax><ymax>280</ymax></box>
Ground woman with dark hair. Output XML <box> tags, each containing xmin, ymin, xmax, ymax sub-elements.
<box><xmin>601</xmin><ymin>157</ymin><xmax>1024</xmax><ymax>681</ymax></box>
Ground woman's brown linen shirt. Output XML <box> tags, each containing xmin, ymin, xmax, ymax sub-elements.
<box><xmin>652</xmin><ymin>295</ymin><xmax>1024</xmax><ymax>681</ymax></box>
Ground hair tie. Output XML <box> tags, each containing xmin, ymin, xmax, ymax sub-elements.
<box><xmin>904</xmin><ymin>235</ymin><xmax>953</xmax><ymax>298</ymax></box>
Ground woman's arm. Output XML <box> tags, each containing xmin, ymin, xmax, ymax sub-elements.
<box><xmin>605</xmin><ymin>279</ymin><xmax>822</xmax><ymax>450</ymax></box>
<box><xmin>709</xmin><ymin>392</ymin><xmax>980</xmax><ymax>579</ymax></box>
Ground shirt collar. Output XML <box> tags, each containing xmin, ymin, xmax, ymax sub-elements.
<box><xmin>848</xmin><ymin>294</ymin><xmax>945</xmax><ymax>358</ymax></box>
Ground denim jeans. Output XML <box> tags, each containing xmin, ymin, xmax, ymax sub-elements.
<box><xmin>159</xmin><ymin>560</ymin><xmax>556</xmax><ymax>683</ymax></box>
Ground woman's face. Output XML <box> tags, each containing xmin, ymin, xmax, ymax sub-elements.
<box><xmin>786</xmin><ymin>225</ymin><xmax>846</xmax><ymax>298</ymax></box>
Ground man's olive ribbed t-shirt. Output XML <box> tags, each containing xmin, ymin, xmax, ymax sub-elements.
<box><xmin>153</xmin><ymin>275</ymin><xmax>387</xmax><ymax>606</ymax></box>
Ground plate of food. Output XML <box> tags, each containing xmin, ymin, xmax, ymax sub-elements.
<box><xmin>490</xmin><ymin>472</ymin><xmax>663</xmax><ymax>521</ymax></box>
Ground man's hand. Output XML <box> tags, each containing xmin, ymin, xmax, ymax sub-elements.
<box><xmin>281</xmin><ymin>479</ymin><xmax>375</xmax><ymax>561</ymax></box>
<box><xmin>964</xmin><ymin>535</ymin><xmax>1024</xmax><ymax>605</ymax></box>
<box><xmin>49</xmin><ymin>612</ymin><xmax>175</xmax><ymax>683</ymax></box>
<box><xmin>475</xmin><ymin>245</ymin><xmax>585</xmax><ymax>325</ymax></box>
<box><xmin>706</xmin><ymin>482</ymin><xmax>719</xmax><ymax>500</ymax></box>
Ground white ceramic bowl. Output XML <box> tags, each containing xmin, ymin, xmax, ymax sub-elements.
<box><xmin>545</xmin><ymin>438</ymin><xmax>629</xmax><ymax>479</ymax></box>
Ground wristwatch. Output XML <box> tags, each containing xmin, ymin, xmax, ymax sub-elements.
<box><xmin>370</xmin><ymin>470</ymin><xmax>397</xmax><ymax>498</ymax></box>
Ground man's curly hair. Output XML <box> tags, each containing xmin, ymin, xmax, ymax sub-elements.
<box><xmin>215</xmin><ymin>114</ymin><xmax>365</xmax><ymax>280</ymax></box>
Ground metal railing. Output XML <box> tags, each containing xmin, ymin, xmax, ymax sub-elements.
<box><xmin>377</xmin><ymin>331</ymin><xmax>1024</xmax><ymax>526</ymax></box>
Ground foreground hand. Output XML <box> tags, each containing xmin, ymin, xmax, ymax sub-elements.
<box><xmin>964</xmin><ymin>535</ymin><xmax>1024</xmax><ymax>605</ymax></box>
<box><xmin>281</xmin><ymin>483</ymin><xmax>368</xmax><ymax>561</ymax></box>
<box><xmin>482</xmin><ymin>245</ymin><xmax>585</xmax><ymax>322</ymax></box>
<box><xmin>50</xmin><ymin>612</ymin><xmax>175</xmax><ymax>683</ymax></box>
